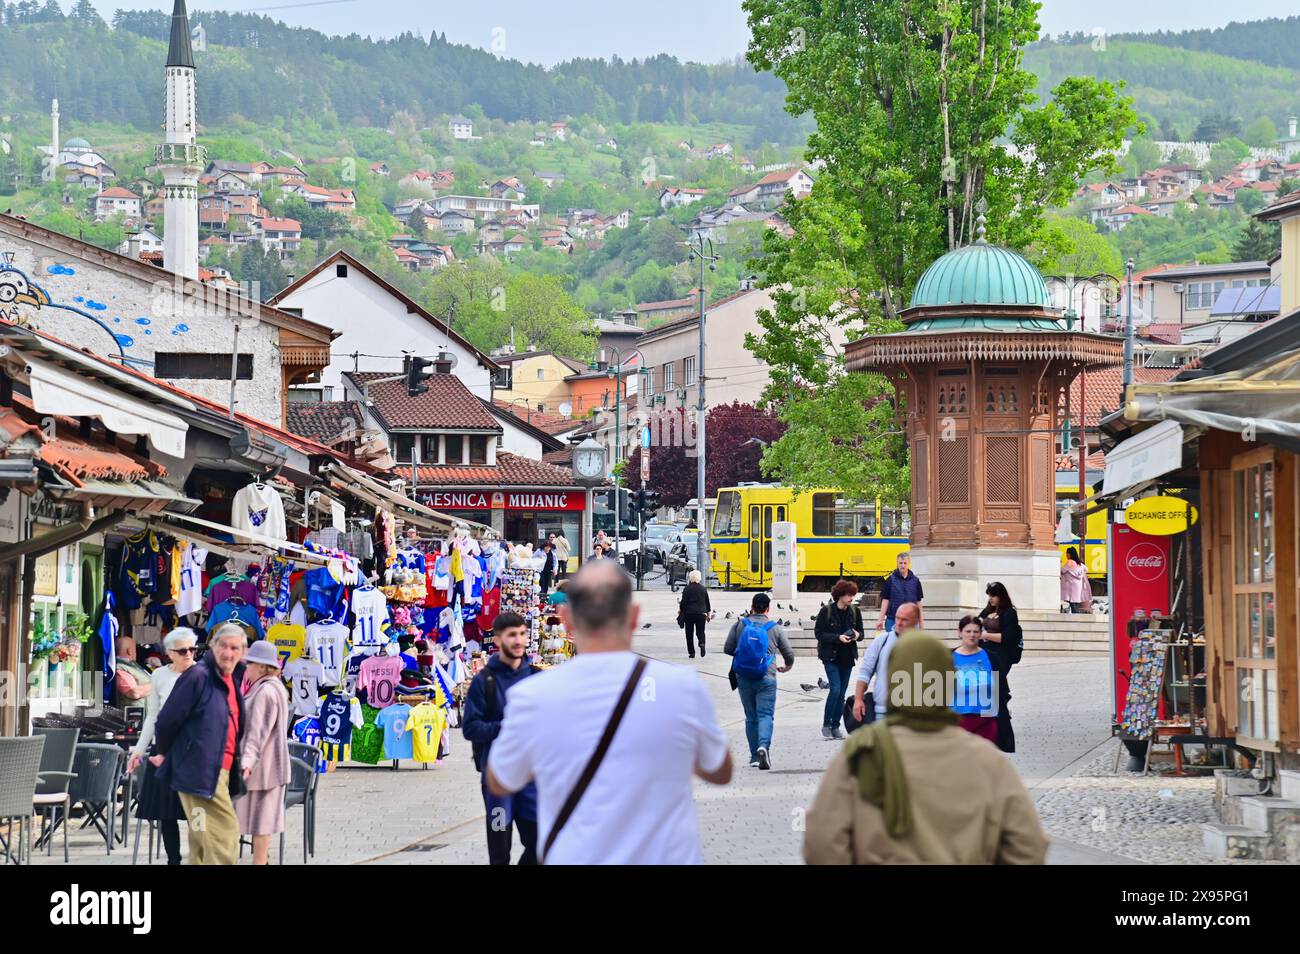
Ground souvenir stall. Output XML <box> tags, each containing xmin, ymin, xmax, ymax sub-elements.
<box><xmin>98</xmin><ymin>461</ymin><xmax>500</xmax><ymax>777</ymax></box>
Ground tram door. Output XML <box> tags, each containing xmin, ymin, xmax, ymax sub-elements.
<box><xmin>748</xmin><ymin>504</ymin><xmax>787</xmax><ymax>583</ymax></box>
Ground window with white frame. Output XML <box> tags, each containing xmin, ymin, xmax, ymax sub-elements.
<box><xmin>684</xmin><ymin>356</ymin><xmax>696</xmax><ymax>386</ymax></box>
<box><xmin>643</xmin><ymin>367</ymin><xmax>655</xmax><ymax>394</ymax></box>
<box><xmin>663</xmin><ymin>362</ymin><xmax>675</xmax><ymax>390</ymax></box>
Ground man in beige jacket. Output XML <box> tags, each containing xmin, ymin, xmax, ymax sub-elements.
<box><xmin>804</xmin><ymin>631</ymin><xmax>1048</xmax><ymax>865</ymax></box>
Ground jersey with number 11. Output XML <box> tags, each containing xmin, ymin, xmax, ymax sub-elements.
<box><xmin>350</xmin><ymin>587</ymin><xmax>389</xmax><ymax>647</ymax></box>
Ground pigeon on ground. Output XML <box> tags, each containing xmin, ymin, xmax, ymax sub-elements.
<box><xmin>817</xmin><ymin>676</ymin><xmax>829</xmax><ymax>689</ymax></box>
<box><xmin>724</xmin><ymin>611</ymin><xmax>733</xmax><ymax>619</ymax></box>
<box><xmin>642</xmin><ymin>623</ymin><xmax>652</xmax><ymax>629</ymax></box>
<box><xmin>800</xmin><ymin>683</ymin><xmax>818</xmax><ymax>692</ymax></box>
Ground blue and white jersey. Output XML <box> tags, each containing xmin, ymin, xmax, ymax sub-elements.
<box><xmin>396</xmin><ymin>549</ymin><xmax>426</xmax><ymax>574</ymax></box>
<box><xmin>319</xmin><ymin>692</ymin><xmax>353</xmax><ymax>747</ymax></box>
<box><xmin>350</xmin><ymin>587</ymin><xmax>390</xmax><ymax>647</ymax></box>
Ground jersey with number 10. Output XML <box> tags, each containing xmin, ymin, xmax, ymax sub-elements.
<box><xmin>350</xmin><ymin>587</ymin><xmax>390</xmax><ymax>647</ymax></box>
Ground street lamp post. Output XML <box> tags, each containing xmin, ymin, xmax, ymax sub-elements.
<box><xmin>602</xmin><ymin>347</ymin><xmax>628</xmax><ymax>549</ymax></box>
<box><xmin>1123</xmin><ymin>258</ymin><xmax>1136</xmax><ymax>388</ymax></box>
<box><xmin>683</xmin><ymin>234</ymin><xmax>719</xmax><ymax>578</ymax></box>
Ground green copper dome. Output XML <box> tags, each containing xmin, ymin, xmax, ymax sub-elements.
<box><xmin>909</xmin><ymin>242</ymin><xmax>1051</xmax><ymax>310</ymax></box>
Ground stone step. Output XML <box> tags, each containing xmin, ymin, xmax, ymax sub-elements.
<box><xmin>1240</xmin><ymin>797</ymin><xmax>1300</xmax><ymax>835</ymax></box>
<box><xmin>1201</xmin><ymin>823</ymin><xmax>1272</xmax><ymax>861</ymax></box>
<box><xmin>1280</xmin><ymin>769</ymin><xmax>1300</xmax><ymax>802</ymax></box>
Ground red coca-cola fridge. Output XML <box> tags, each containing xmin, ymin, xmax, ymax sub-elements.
<box><xmin>1109</xmin><ymin>524</ymin><xmax>1172</xmax><ymax>725</ymax></box>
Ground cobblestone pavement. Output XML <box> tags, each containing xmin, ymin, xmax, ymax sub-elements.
<box><xmin>20</xmin><ymin>585</ymin><xmax>1250</xmax><ymax>865</ymax></box>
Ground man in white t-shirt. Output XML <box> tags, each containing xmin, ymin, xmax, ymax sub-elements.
<box><xmin>487</xmin><ymin>561</ymin><xmax>732</xmax><ymax>864</ymax></box>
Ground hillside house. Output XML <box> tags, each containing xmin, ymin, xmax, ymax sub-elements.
<box><xmin>705</xmin><ymin>143</ymin><xmax>734</xmax><ymax>160</ymax></box>
<box><xmin>369</xmin><ymin>162</ymin><xmax>390</xmax><ymax>177</ymax></box>
<box><xmin>253</xmin><ymin>216</ymin><xmax>303</xmax><ymax>260</ymax></box>
<box><xmin>754</xmin><ymin>168</ymin><xmax>814</xmax><ymax>204</ymax></box>
<box><xmin>449</xmin><ymin>116</ymin><xmax>474</xmax><ymax>140</ymax></box>
<box><xmin>1093</xmin><ymin>203</ymin><xmax>1155</xmax><ymax>231</ymax></box>
<box><xmin>117</xmin><ymin>226</ymin><xmax>164</xmax><ymax>259</ymax></box>
<box><xmin>435</xmin><ymin>211</ymin><xmax>476</xmax><ymax>235</ymax></box>
<box><xmin>534</xmin><ymin>171</ymin><xmax>565</xmax><ymax>189</ymax></box>
<box><xmin>489</xmin><ymin>177</ymin><xmax>526</xmax><ymax>200</ymax></box>
<box><xmin>659</xmin><ymin>187</ymin><xmax>708</xmax><ymax>209</ymax></box>
<box><xmin>198</xmin><ymin>234</ymin><xmax>229</xmax><ymax>262</ymax></box>
<box><xmin>93</xmin><ymin>186</ymin><xmax>142</xmax><ymax>221</ymax></box>
<box><xmin>551</xmin><ymin>121</ymin><xmax>568</xmax><ymax>141</ymax></box>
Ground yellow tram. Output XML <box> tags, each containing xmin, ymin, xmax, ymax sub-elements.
<box><xmin>709</xmin><ymin>485</ymin><xmax>909</xmax><ymax>590</ymax></box>
<box><xmin>709</xmin><ymin>482</ymin><xmax>1109</xmax><ymax>589</ymax></box>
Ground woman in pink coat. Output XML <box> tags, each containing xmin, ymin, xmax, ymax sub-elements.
<box><xmin>236</xmin><ymin>640</ymin><xmax>291</xmax><ymax>865</ymax></box>
<box><xmin>1060</xmin><ymin>547</ymin><xmax>1091</xmax><ymax>613</ymax></box>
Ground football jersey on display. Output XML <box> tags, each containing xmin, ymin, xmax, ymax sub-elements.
<box><xmin>357</xmin><ymin>654</ymin><xmax>403</xmax><ymax>709</ymax></box>
<box><xmin>350</xmin><ymin>587</ymin><xmax>390</xmax><ymax>647</ymax></box>
<box><xmin>283</xmin><ymin>657</ymin><xmax>325</xmax><ymax>717</ymax></box>
<box><xmin>376</xmin><ymin>703</ymin><xmax>414</xmax><ymax>760</ymax></box>
<box><xmin>319</xmin><ymin>692</ymin><xmax>354</xmax><ymax>747</ymax></box>
<box><xmin>267</xmin><ymin>622</ymin><xmax>307</xmax><ymax>668</ymax></box>
<box><xmin>306</xmin><ymin>621</ymin><xmax>349</xmax><ymax>686</ymax></box>
<box><xmin>406</xmin><ymin>704</ymin><xmax>448</xmax><ymax>762</ymax></box>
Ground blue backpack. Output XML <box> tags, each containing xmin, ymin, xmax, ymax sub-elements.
<box><xmin>733</xmin><ymin>618</ymin><xmax>776</xmax><ymax>677</ymax></box>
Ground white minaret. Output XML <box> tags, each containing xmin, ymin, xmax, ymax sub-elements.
<box><xmin>156</xmin><ymin>0</ymin><xmax>201</xmax><ymax>279</ymax></box>
<box><xmin>50</xmin><ymin>98</ymin><xmax>59</xmax><ymax>169</ymax></box>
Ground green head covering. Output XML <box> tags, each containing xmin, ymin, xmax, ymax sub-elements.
<box><xmin>842</xmin><ymin>631</ymin><xmax>959</xmax><ymax>838</ymax></box>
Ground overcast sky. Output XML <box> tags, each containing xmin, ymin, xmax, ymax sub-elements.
<box><xmin>92</xmin><ymin>1</ymin><xmax>1299</xmax><ymax>66</ymax></box>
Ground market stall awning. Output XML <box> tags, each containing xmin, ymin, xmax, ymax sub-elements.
<box><xmin>1125</xmin><ymin>349</ymin><xmax>1300</xmax><ymax>451</ymax></box>
<box><xmin>26</xmin><ymin>355</ymin><xmax>188</xmax><ymax>457</ymax></box>
<box><xmin>46</xmin><ymin>477</ymin><xmax>199</xmax><ymax>515</ymax></box>
<box><xmin>125</xmin><ymin>510</ymin><xmax>335</xmax><ymax>567</ymax></box>
<box><xmin>1102</xmin><ymin>419</ymin><xmax>1185</xmax><ymax>495</ymax></box>
<box><xmin>323</xmin><ymin>462</ymin><xmax>496</xmax><ymax>536</ymax></box>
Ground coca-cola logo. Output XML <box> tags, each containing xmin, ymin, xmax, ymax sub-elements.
<box><xmin>1126</xmin><ymin>543</ymin><xmax>1165</xmax><ymax>582</ymax></box>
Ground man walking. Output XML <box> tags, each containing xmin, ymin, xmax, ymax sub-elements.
<box><xmin>724</xmin><ymin>593</ymin><xmax>795</xmax><ymax>770</ymax></box>
<box><xmin>875</xmin><ymin>552</ymin><xmax>924</xmax><ymax>633</ymax></box>
<box><xmin>462</xmin><ymin>611</ymin><xmax>540</xmax><ymax>865</ymax></box>
<box><xmin>804</xmin><ymin>632</ymin><xmax>1047</xmax><ymax>864</ymax></box>
<box><xmin>487</xmin><ymin>561</ymin><xmax>731</xmax><ymax>864</ymax></box>
<box><xmin>153</xmin><ymin>622</ymin><xmax>247</xmax><ymax>865</ymax></box>
<box><xmin>551</xmin><ymin>531</ymin><xmax>571</xmax><ymax>580</ymax></box>
<box><xmin>852</xmin><ymin>602</ymin><xmax>920</xmax><ymax>726</ymax></box>
<box><xmin>538</xmin><ymin>540</ymin><xmax>556</xmax><ymax>598</ymax></box>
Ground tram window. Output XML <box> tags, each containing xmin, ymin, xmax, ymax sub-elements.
<box><xmin>714</xmin><ymin>491</ymin><xmax>742</xmax><ymax>535</ymax></box>
<box><xmin>879</xmin><ymin>506</ymin><xmax>911</xmax><ymax>537</ymax></box>
<box><xmin>814</xmin><ymin>493</ymin><xmax>874</xmax><ymax>537</ymax></box>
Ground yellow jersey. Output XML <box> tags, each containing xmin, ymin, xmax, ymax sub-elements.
<box><xmin>405</xmin><ymin>704</ymin><xmax>448</xmax><ymax>762</ymax></box>
<box><xmin>266</xmin><ymin>623</ymin><xmax>307</xmax><ymax>668</ymax></box>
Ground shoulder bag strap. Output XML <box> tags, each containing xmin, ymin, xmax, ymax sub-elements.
<box><xmin>543</xmin><ymin>655</ymin><xmax>648</xmax><ymax>863</ymax></box>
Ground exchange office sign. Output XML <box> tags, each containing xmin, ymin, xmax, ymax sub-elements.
<box><xmin>423</xmin><ymin>490</ymin><xmax>586</xmax><ymax>512</ymax></box>
<box><xmin>1124</xmin><ymin>495</ymin><xmax>1198</xmax><ymax>536</ymax></box>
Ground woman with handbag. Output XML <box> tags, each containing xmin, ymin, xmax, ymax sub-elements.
<box><xmin>677</xmin><ymin>570</ymin><xmax>712</xmax><ymax>658</ymax></box>
<box><xmin>815</xmin><ymin>579</ymin><xmax>863</xmax><ymax>740</ymax></box>
<box><xmin>236</xmin><ymin>640</ymin><xmax>291</xmax><ymax>865</ymax></box>
<box><xmin>128</xmin><ymin>627</ymin><xmax>199</xmax><ymax>865</ymax></box>
<box><xmin>977</xmin><ymin>582</ymin><xmax>1023</xmax><ymax>754</ymax></box>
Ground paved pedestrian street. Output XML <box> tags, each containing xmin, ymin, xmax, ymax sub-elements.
<box><xmin>26</xmin><ymin>588</ymin><xmax>1260</xmax><ymax>866</ymax></box>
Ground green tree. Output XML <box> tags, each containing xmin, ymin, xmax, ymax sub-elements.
<box><xmin>1206</xmin><ymin>137</ymin><xmax>1250</xmax><ymax>179</ymax></box>
<box><xmin>1030</xmin><ymin>216</ymin><xmax>1122</xmax><ymax>278</ymax></box>
<box><xmin>1243</xmin><ymin>116</ymin><xmax>1279</xmax><ymax>148</ymax></box>
<box><xmin>741</xmin><ymin>0</ymin><xmax>1135</xmax><ymax>500</ymax></box>
<box><xmin>1122</xmin><ymin>136</ymin><xmax>1162</xmax><ymax>178</ymax></box>
<box><xmin>1232</xmin><ymin>218</ymin><xmax>1280</xmax><ymax>261</ymax></box>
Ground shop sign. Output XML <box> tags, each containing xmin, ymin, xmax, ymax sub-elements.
<box><xmin>1109</xmin><ymin>527</ymin><xmax>1172</xmax><ymax>725</ymax></box>
<box><xmin>0</xmin><ymin>491</ymin><xmax>23</xmax><ymax>544</ymax></box>
<box><xmin>1123</xmin><ymin>495</ymin><xmax>1198</xmax><ymax>536</ymax></box>
<box><xmin>425</xmin><ymin>490</ymin><xmax>586</xmax><ymax>512</ymax></box>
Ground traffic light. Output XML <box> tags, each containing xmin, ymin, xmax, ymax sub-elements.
<box><xmin>627</xmin><ymin>490</ymin><xmax>643</xmax><ymax>515</ymax></box>
<box><xmin>406</xmin><ymin>355</ymin><xmax>433</xmax><ymax>397</ymax></box>
<box><xmin>640</xmin><ymin>489</ymin><xmax>660</xmax><ymax>513</ymax></box>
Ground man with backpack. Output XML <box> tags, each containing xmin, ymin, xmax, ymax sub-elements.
<box><xmin>462</xmin><ymin>611</ymin><xmax>540</xmax><ymax>865</ymax></box>
<box><xmin>724</xmin><ymin>592</ymin><xmax>795</xmax><ymax>770</ymax></box>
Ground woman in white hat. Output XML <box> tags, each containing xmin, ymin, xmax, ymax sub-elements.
<box><xmin>129</xmin><ymin>626</ymin><xmax>199</xmax><ymax>865</ymax></box>
<box><xmin>236</xmin><ymin>639</ymin><xmax>291</xmax><ymax>865</ymax></box>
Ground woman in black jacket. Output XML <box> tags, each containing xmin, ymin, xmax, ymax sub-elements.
<box><xmin>814</xmin><ymin>579</ymin><xmax>864</xmax><ymax>740</ymax></box>
<box><xmin>977</xmin><ymin>581</ymin><xmax>1023</xmax><ymax>753</ymax></box>
<box><xmin>678</xmin><ymin>570</ymin><xmax>713</xmax><ymax>658</ymax></box>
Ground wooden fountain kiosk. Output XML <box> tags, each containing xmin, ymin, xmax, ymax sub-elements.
<box><xmin>844</xmin><ymin>218</ymin><xmax>1124</xmax><ymax>611</ymax></box>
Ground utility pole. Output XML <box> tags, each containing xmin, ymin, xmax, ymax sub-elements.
<box><xmin>683</xmin><ymin>234</ymin><xmax>719</xmax><ymax>579</ymax></box>
<box><xmin>1122</xmin><ymin>258</ymin><xmax>1135</xmax><ymax>388</ymax></box>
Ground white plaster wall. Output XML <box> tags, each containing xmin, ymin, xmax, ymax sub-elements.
<box><xmin>0</xmin><ymin>231</ymin><xmax>283</xmax><ymax>422</ymax></box>
<box><xmin>273</xmin><ymin>266</ymin><xmax>493</xmax><ymax>399</ymax></box>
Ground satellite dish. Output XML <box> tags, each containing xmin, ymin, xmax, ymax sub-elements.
<box><xmin>558</xmin><ymin>402</ymin><xmax>573</xmax><ymax>418</ymax></box>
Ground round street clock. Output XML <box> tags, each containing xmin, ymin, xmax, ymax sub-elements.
<box><xmin>571</xmin><ymin>437</ymin><xmax>607</xmax><ymax>483</ymax></box>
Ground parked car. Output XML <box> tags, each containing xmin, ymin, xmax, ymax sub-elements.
<box><xmin>662</xmin><ymin>529</ymin><xmax>700</xmax><ymax>564</ymax></box>
<box><xmin>664</xmin><ymin>541</ymin><xmax>697</xmax><ymax>587</ymax></box>
<box><xmin>642</xmin><ymin>523</ymin><xmax>682</xmax><ymax>565</ymax></box>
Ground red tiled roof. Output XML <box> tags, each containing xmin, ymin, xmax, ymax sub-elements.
<box><xmin>257</xmin><ymin>217</ymin><xmax>301</xmax><ymax>232</ymax></box>
<box><xmin>1068</xmin><ymin>365</ymin><xmax>1180</xmax><ymax>427</ymax></box>
<box><xmin>756</xmin><ymin>169</ymin><xmax>806</xmax><ymax>186</ymax></box>
<box><xmin>1138</xmin><ymin>322</ymin><xmax>1183</xmax><ymax>343</ymax></box>
<box><xmin>286</xmin><ymin>401</ymin><xmax>365</xmax><ymax>446</ymax></box>
<box><xmin>97</xmin><ymin>187</ymin><xmax>140</xmax><ymax>200</ymax></box>
<box><xmin>415</xmin><ymin>452</ymin><xmax>574</xmax><ymax>487</ymax></box>
<box><xmin>1108</xmin><ymin>204</ymin><xmax>1154</xmax><ymax>216</ymax></box>
<box><xmin>542</xmin><ymin>447</ymin><xmax>574</xmax><ymax>466</ymax></box>
<box><xmin>492</xmin><ymin>400</ymin><xmax>583</xmax><ymax>435</ymax></box>
<box><xmin>348</xmin><ymin>371</ymin><xmax>500</xmax><ymax>430</ymax></box>
<box><xmin>3</xmin><ymin>401</ymin><xmax>165</xmax><ymax>488</ymax></box>
<box><xmin>1055</xmin><ymin>449</ymin><xmax>1107</xmax><ymax>472</ymax></box>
